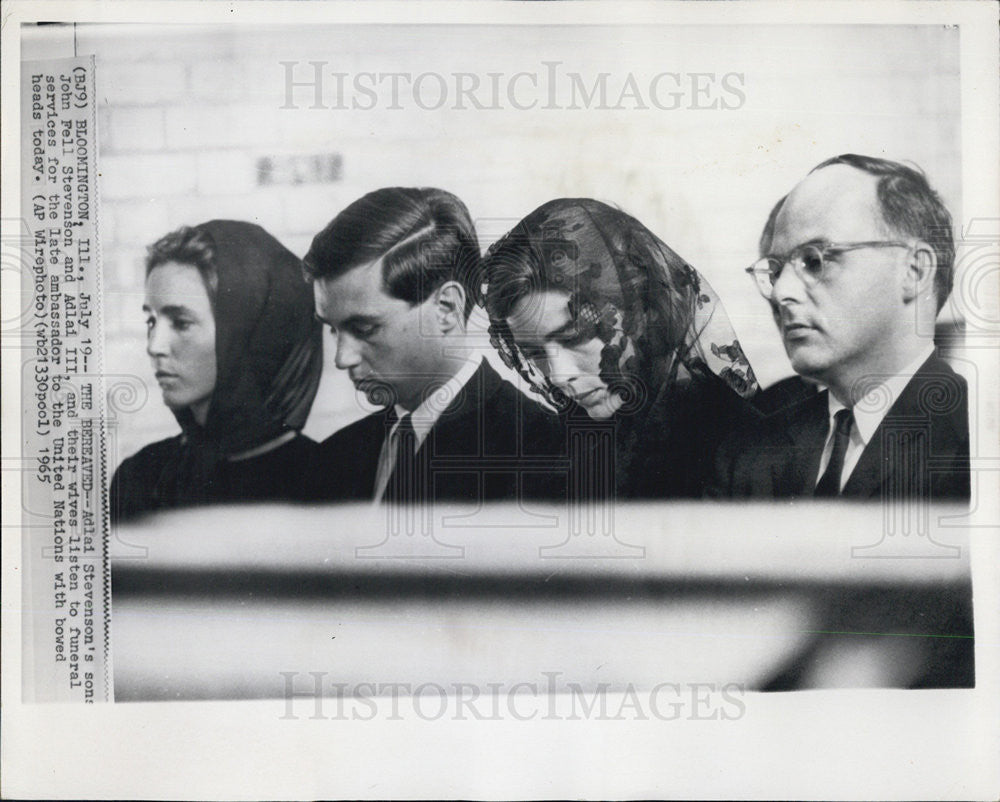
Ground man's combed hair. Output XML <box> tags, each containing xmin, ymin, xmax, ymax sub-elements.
<box><xmin>303</xmin><ymin>187</ymin><xmax>481</xmax><ymax>319</ymax></box>
<box><xmin>813</xmin><ymin>154</ymin><xmax>954</xmax><ymax>310</ymax></box>
<box><xmin>146</xmin><ymin>225</ymin><xmax>219</xmax><ymax>302</ymax></box>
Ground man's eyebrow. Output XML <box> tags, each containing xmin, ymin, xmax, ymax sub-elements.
<box><xmin>767</xmin><ymin>237</ymin><xmax>827</xmax><ymax>258</ymax></box>
<box><xmin>319</xmin><ymin>313</ymin><xmax>382</xmax><ymax>329</ymax></box>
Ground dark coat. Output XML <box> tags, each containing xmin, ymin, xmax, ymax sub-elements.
<box><xmin>710</xmin><ymin>354</ymin><xmax>970</xmax><ymax>501</ymax></box>
<box><xmin>110</xmin><ymin>433</ymin><xmax>320</xmax><ymax>521</ymax></box>
<box><xmin>596</xmin><ymin>370</ymin><xmax>762</xmax><ymax>500</ymax></box>
<box><xmin>109</xmin><ymin>221</ymin><xmax>323</xmax><ymax>523</ymax></box>
<box><xmin>310</xmin><ymin>361</ymin><xmax>568</xmax><ymax>503</ymax></box>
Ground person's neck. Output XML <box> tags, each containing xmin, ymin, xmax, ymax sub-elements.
<box><xmin>397</xmin><ymin>347</ymin><xmax>476</xmax><ymax>413</ymax></box>
<box><xmin>825</xmin><ymin>337</ymin><xmax>932</xmax><ymax>406</ymax></box>
<box><xmin>190</xmin><ymin>399</ymin><xmax>211</xmax><ymax>427</ymax></box>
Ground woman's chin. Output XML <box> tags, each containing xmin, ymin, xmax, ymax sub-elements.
<box><xmin>161</xmin><ymin>393</ymin><xmax>185</xmax><ymax>411</ymax></box>
<box><xmin>161</xmin><ymin>393</ymin><xmax>208</xmax><ymax>420</ymax></box>
<box><xmin>580</xmin><ymin>391</ymin><xmax>624</xmax><ymax>420</ymax></box>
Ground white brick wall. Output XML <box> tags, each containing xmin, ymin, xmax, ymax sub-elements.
<box><xmin>101</xmin><ymin>153</ymin><xmax>199</xmax><ymax>198</ymax></box>
<box><xmin>100</xmin><ymin>61</ymin><xmax>188</xmax><ymax>106</ymax></box>
<box><xmin>194</xmin><ymin>150</ymin><xmax>260</xmax><ymax>196</ymax></box>
<box><xmin>108</xmin><ymin>106</ymin><xmax>167</xmax><ymax>152</ymax></box>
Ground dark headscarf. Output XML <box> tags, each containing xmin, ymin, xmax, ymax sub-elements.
<box><xmin>482</xmin><ymin>199</ymin><xmax>758</xmax><ymax>497</ymax></box>
<box><xmin>154</xmin><ymin>220</ymin><xmax>323</xmax><ymax>504</ymax></box>
<box><xmin>483</xmin><ymin>198</ymin><xmax>758</xmax><ymax>410</ymax></box>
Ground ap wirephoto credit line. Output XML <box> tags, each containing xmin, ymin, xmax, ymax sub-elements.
<box><xmin>19</xmin><ymin>55</ymin><xmax>111</xmax><ymax>703</ymax></box>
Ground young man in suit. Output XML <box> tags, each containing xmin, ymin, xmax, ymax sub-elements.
<box><xmin>305</xmin><ymin>187</ymin><xmax>566</xmax><ymax>505</ymax></box>
<box><xmin>713</xmin><ymin>154</ymin><xmax>969</xmax><ymax>501</ymax></box>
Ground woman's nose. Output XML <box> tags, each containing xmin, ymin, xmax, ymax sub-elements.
<box><xmin>146</xmin><ymin>320</ymin><xmax>169</xmax><ymax>357</ymax></box>
<box><xmin>543</xmin><ymin>343</ymin><xmax>578</xmax><ymax>386</ymax></box>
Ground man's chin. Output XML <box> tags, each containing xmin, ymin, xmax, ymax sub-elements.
<box><xmin>358</xmin><ymin>381</ymin><xmax>397</xmax><ymax>408</ymax></box>
<box><xmin>787</xmin><ymin>348</ymin><xmax>831</xmax><ymax>383</ymax></box>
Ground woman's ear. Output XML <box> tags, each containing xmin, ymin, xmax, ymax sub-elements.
<box><xmin>903</xmin><ymin>241</ymin><xmax>937</xmax><ymax>304</ymax></box>
<box><xmin>434</xmin><ymin>281</ymin><xmax>468</xmax><ymax>334</ymax></box>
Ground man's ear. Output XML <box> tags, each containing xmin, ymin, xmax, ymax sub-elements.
<box><xmin>434</xmin><ymin>281</ymin><xmax>467</xmax><ymax>333</ymax></box>
<box><xmin>903</xmin><ymin>241</ymin><xmax>937</xmax><ymax>304</ymax></box>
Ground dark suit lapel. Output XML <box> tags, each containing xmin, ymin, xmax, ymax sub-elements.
<box><xmin>316</xmin><ymin>409</ymin><xmax>391</xmax><ymax>500</ymax></box>
<box><xmin>840</xmin><ymin>434</ymin><xmax>886</xmax><ymax>499</ymax></box>
<box><xmin>417</xmin><ymin>361</ymin><xmax>490</xmax><ymax>460</ymax></box>
<box><xmin>842</xmin><ymin>354</ymin><xmax>963</xmax><ymax>499</ymax></box>
<box><xmin>777</xmin><ymin>391</ymin><xmax>830</xmax><ymax>497</ymax></box>
<box><xmin>360</xmin><ymin>410</ymin><xmax>393</xmax><ymax>496</ymax></box>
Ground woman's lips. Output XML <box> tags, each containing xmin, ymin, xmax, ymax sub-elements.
<box><xmin>574</xmin><ymin>388</ymin><xmax>601</xmax><ymax>404</ymax></box>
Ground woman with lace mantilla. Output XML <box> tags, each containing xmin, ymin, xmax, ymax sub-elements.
<box><xmin>482</xmin><ymin>198</ymin><xmax>760</xmax><ymax>499</ymax></box>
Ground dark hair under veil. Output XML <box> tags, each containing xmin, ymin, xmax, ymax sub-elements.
<box><xmin>482</xmin><ymin>198</ymin><xmax>759</xmax><ymax>498</ymax></box>
<box><xmin>111</xmin><ymin>220</ymin><xmax>323</xmax><ymax>520</ymax></box>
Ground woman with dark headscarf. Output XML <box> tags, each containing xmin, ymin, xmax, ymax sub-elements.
<box><xmin>482</xmin><ymin>198</ymin><xmax>759</xmax><ymax>499</ymax></box>
<box><xmin>110</xmin><ymin>220</ymin><xmax>323</xmax><ymax>521</ymax></box>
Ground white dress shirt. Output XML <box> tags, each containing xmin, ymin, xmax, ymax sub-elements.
<box><xmin>815</xmin><ymin>345</ymin><xmax>934</xmax><ymax>491</ymax></box>
<box><xmin>372</xmin><ymin>353</ymin><xmax>483</xmax><ymax>503</ymax></box>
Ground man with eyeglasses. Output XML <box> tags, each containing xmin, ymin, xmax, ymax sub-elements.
<box><xmin>711</xmin><ymin>154</ymin><xmax>970</xmax><ymax>501</ymax></box>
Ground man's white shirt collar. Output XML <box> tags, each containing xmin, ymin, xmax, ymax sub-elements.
<box><xmin>818</xmin><ymin>345</ymin><xmax>934</xmax><ymax>490</ymax></box>
<box><xmin>372</xmin><ymin>352</ymin><xmax>482</xmax><ymax>503</ymax></box>
<box><xmin>391</xmin><ymin>351</ymin><xmax>482</xmax><ymax>449</ymax></box>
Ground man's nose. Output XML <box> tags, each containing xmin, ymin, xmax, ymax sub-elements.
<box><xmin>334</xmin><ymin>331</ymin><xmax>362</xmax><ymax>370</ymax></box>
<box><xmin>146</xmin><ymin>320</ymin><xmax>169</xmax><ymax>358</ymax></box>
<box><xmin>772</xmin><ymin>259</ymin><xmax>807</xmax><ymax>305</ymax></box>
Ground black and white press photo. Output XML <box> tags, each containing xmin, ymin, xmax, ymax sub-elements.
<box><xmin>3</xmin><ymin>2</ymin><xmax>998</xmax><ymax>800</ymax></box>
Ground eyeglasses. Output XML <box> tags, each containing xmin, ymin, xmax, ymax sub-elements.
<box><xmin>745</xmin><ymin>241</ymin><xmax>911</xmax><ymax>301</ymax></box>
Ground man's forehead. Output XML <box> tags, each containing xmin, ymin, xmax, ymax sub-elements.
<box><xmin>314</xmin><ymin>257</ymin><xmax>398</xmax><ymax>317</ymax></box>
<box><xmin>772</xmin><ymin>165</ymin><xmax>883</xmax><ymax>250</ymax></box>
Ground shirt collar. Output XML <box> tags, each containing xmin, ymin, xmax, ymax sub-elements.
<box><xmin>826</xmin><ymin>345</ymin><xmax>934</xmax><ymax>446</ymax></box>
<box><xmin>391</xmin><ymin>352</ymin><xmax>482</xmax><ymax>448</ymax></box>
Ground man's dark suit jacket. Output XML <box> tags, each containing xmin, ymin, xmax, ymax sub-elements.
<box><xmin>311</xmin><ymin>360</ymin><xmax>568</xmax><ymax>503</ymax></box>
<box><xmin>711</xmin><ymin>353</ymin><xmax>970</xmax><ymax>501</ymax></box>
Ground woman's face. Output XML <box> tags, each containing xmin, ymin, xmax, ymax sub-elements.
<box><xmin>144</xmin><ymin>261</ymin><xmax>217</xmax><ymax>425</ymax></box>
<box><xmin>506</xmin><ymin>289</ymin><xmax>625</xmax><ymax>419</ymax></box>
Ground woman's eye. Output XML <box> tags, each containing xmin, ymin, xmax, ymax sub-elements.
<box><xmin>144</xmin><ymin>317</ymin><xmax>154</xmax><ymax>330</ymax></box>
<box><xmin>173</xmin><ymin>318</ymin><xmax>193</xmax><ymax>332</ymax></box>
<box><xmin>520</xmin><ymin>344</ymin><xmax>545</xmax><ymax>361</ymax></box>
<box><xmin>558</xmin><ymin>326</ymin><xmax>591</xmax><ymax>347</ymax></box>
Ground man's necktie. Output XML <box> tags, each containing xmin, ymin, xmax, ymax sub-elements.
<box><xmin>814</xmin><ymin>408</ymin><xmax>854</xmax><ymax>497</ymax></box>
<box><xmin>384</xmin><ymin>414</ymin><xmax>424</xmax><ymax>504</ymax></box>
